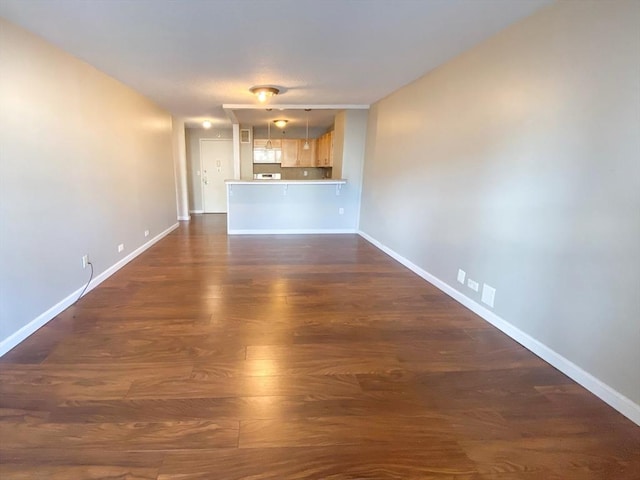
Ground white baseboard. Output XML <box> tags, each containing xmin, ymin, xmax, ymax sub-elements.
<box><xmin>0</xmin><ymin>223</ymin><xmax>180</xmax><ymax>357</ymax></box>
<box><xmin>357</xmin><ymin>230</ymin><xmax>640</xmax><ymax>426</ymax></box>
<box><xmin>228</xmin><ymin>228</ymin><xmax>357</xmax><ymax>235</ymax></box>
<box><xmin>189</xmin><ymin>210</ymin><xmax>204</xmax><ymax>214</ymax></box>
<box><xmin>177</xmin><ymin>215</ymin><xmax>190</xmax><ymax>221</ymax></box>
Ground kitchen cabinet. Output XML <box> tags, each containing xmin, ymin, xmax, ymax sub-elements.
<box><xmin>253</xmin><ymin>138</ymin><xmax>282</xmax><ymax>164</ymax></box>
<box><xmin>316</xmin><ymin>131</ymin><xmax>334</xmax><ymax>167</ymax></box>
<box><xmin>280</xmin><ymin>139</ymin><xmax>317</xmax><ymax>167</ymax></box>
<box><xmin>281</xmin><ymin>139</ymin><xmax>299</xmax><ymax>167</ymax></box>
<box><xmin>317</xmin><ymin>135</ymin><xmax>325</xmax><ymax>166</ymax></box>
<box><xmin>298</xmin><ymin>139</ymin><xmax>317</xmax><ymax>167</ymax></box>
<box><xmin>254</xmin><ymin>138</ymin><xmax>281</xmax><ymax>149</ymax></box>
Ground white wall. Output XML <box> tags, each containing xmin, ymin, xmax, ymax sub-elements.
<box><xmin>239</xmin><ymin>125</ymin><xmax>253</xmax><ymax>181</ymax></box>
<box><xmin>360</xmin><ymin>0</ymin><xmax>640</xmax><ymax>418</ymax></box>
<box><xmin>332</xmin><ymin>112</ymin><xmax>346</xmax><ymax>179</ymax></box>
<box><xmin>171</xmin><ymin>117</ymin><xmax>189</xmax><ymax>220</ymax></box>
<box><xmin>227</xmin><ymin>182</ymin><xmax>352</xmax><ymax>233</ymax></box>
<box><xmin>0</xmin><ymin>19</ymin><xmax>177</xmax><ymax>346</ymax></box>
<box><xmin>336</xmin><ymin>110</ymin><xmax>368</xmax><ymax>214</ymax></box>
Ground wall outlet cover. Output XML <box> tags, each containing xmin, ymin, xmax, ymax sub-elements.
<box><xmin>144</xmin><ymin>230</ymin><xmax>150</xmax><ymax>237</ymax></box>
<box><xmin>482</xmin><ymin>284</ymin><xmax>496</xmax><ymax>307</ymax></box>
<box><xmin>117</xmin><ymin>244</ymin><xmax>124</xmax><ymax>253</ymax></box>
<box><xmin>467</xmin><ymin>279</ymin><xmax>479</xmax><ymax>291</ymax></box>
<box><xmin>457</xmin><ymin>269</ymin><xmax>466</xmax><ymax>284</ymax></box>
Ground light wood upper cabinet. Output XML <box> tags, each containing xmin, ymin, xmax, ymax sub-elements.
<box><xmin>298</xmin><ymin>139</ymin><xmax>317</xmax><ymax>167</ymax></box>
<box><xmin>317</xmin><ymin>134</ymin><xmax>326</xmax><ymax>166</ymax></box>
<box><xmin>254</xmin><ymin>138</ymin><xmax>282</xmax><ymax>149</ymax></box>
<box><xmin>316</xmin><ymin>131</ymin><xmax>334</xmax><ymax>167</ymax></box>
<box><xmin>280</xmin><ymin>138</ymin><xmax>318</xmax><ymax>167</ymax></box>
<box><xmin>281</xmin><ymin>139</ymin><xmax>299</xmax><ymax>167</ymax></box>
<box><xmin>254</xmin><ymin>136</ymin><xmax>331</xmax><ymax>168</ymax></box>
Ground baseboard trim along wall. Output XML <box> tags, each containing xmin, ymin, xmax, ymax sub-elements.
<box><xmin>228</xmin><ymin>229</ymin><xmax>357</xmax><ymax>235</ymax></box>
<box><xmin>177</xmin><ymin>215</ymin><xmax>191</xmax><ymax>221</ymax></box>
<box><xmin>0</xmin><ymin>223</ymin><xmax>180</xmax><ymax>357</ymax></box>
<box><xmin>189</xmin><ymin>210</ymin><xmax>204</xmax><ymax>214</ymax></box>
<box><xmin>357</xmin><ymin>230</ymin><xmax>640</xmax><ymax>426</ymax></box>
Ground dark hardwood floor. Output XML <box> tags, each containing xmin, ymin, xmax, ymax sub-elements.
<box><xmin>1</xmin><ymin>214</ymin><xmax>638</xmax><ymax>479</ymax></box>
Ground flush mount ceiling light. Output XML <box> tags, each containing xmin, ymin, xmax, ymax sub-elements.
<box><xmin>249</xmin><ymin>86</ymin><xmax>279</xmax><ymax>103</ymax></box>
<box><xmin>202</xmin><ymin>120</ymin><xmax>212</xmax><ymax>129</ymax></box>
<box><xmin>273</xmin><ymin>119</ymin><xmax>288</xmax><ymax>128</ymax></box>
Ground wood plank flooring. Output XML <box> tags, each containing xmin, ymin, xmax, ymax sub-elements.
<box><xmin>1</xmin><ymin>214</ymin><xmax>638</xmax><ymax>479</ymax></box>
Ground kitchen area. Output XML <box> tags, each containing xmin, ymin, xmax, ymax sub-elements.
<box><xmin>246</xmin><ymin>108</ymin><xmax>338</xmax><ymax>181</ymax></box>
<box><xmin>186</xmin><ymin>108</ymin><xmax>368</xmax><ymax>234</ymax></box>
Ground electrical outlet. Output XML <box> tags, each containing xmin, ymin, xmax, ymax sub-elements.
<box><xmin>144</xmin><ymin>229</ymin><xmax>149</xmax><ymax>237</ymax></box>
<box><xmin>117</xmin><ymin>243</ymin><xmax>124</xmax><ymax>253</ymax></box>
<box><xmin>457</xmin><ymin>269</ymin><xmax>466</xmax><ymax>284</ymax></box>
<box><xmin>82</xmin><ymin>255</ymin><xmax>89</xmax><ymax>269</ymax></box>
<box><xmin>339</xmin><ymin>207</ymin><xmax>344</xmax><ymax>215</ymax></box>
<box><xmin>467</xmin><ymin>279</ymin><xmax>479</xmax><ymax>291</ymax></box>
<box><xmin>482</xmin><ymin>284</ymin><xmax>496</xmax><ymax>307</ymax></box>
<box><xmin>303</xmin><ymin>170</ymin><xmax>308</xmax><ymax>177</ymax></box>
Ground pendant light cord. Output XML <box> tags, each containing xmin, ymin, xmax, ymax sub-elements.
<box><xmin>303</xmin><ymin>109</ymin><xmax>310</xmax><ymax>149</ymax></box>
<box><xmin>266</xmin><ymin>120</ymin><xmax>272</xmax><ymax>149</ymax></box>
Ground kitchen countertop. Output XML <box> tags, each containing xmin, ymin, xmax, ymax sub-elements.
<box><xmin>225</xmin><ymin>179</ymin><xmax>347</xmax><ymax>185</ymax></box>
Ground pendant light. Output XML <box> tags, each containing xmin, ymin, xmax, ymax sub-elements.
<box><xmin>266</xmin><ymin>120</ymin><xmax>272</xmax><ymax>150</ymax></box>
<box><xmin>303</xmin><ymin>109</ymin><xmax>311</xmax><ymax>150</ymax></box>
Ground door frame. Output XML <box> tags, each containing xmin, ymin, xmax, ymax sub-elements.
<box><xmin>199</xmin><ymin>138</ymin><xmax>234</xmax><ymax>213</ymax></box>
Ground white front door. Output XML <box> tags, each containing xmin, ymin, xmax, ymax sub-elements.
<box><xmin>200</xmin><ymin>139</ymin><xmax>233</xmax><ymax>213</ymax></box>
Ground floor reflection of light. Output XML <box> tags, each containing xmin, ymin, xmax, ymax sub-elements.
<box><xmin>267</xmin><ymin>278</ymin><xmax>290</xmax><ymax>321</ymax></box>
<box><xmin>271</xmin><ymin>278</ymin><xmax>288</xmax><ymax>298</ymax></box>
<box><xmin>248</xmin><ymin>358</ymin><xmax>279</xmax><ymax>377</ymax></box>
<box><xmin>201</xmin><ymin>280</ymin><xmax>223</xmax><ymax>312</ymax></box>
<box><xmin>242</xmin><ymin>394</ymin><xmax>284</xmax><ymax>419</ymax></box>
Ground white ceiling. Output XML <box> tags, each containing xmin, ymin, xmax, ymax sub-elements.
<box><xmin>0</xmin><ymin>0</ymin><xmax>552</xmax><ymax>127</ymax></box>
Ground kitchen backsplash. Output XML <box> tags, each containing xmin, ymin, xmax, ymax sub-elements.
<box><xmin>253</xmin><ymin>163</ymin><xmax>331</xmax><ymax>180</ymax></box>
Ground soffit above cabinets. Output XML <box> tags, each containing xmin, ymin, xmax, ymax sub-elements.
<box><xmin>231</xmin><ymin>108</ymin><xmax>341</xmax><ymax>129</ymax></box>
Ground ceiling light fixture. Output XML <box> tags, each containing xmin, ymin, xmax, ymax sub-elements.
<box><xmin>202</xmin><ymin>120</ymin><xmax>212</xmax><ymax>129</ymax></box>
<box><xmin>249</xmin><ymin>86</ymin><xmax>279</xmax><ymax>103</ymax></box>
<box><xmin>273</xmin><ymin>119</ymin><xmax>288</xmax><ymax>129</ymax></box>
<box><xmin>303</xmin><ymin>109</ymin><xmax>311</xmax><ymax>150</ymax></box>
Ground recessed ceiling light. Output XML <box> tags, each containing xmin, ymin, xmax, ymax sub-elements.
<box><xmin>273</xmin><ymin>119</ymin><xmax>288</xmax><ymax>128</ymax></box>
<box><xmin>249</xmin><ymin>86</ymin><xmax>279</xmax><ymax>103</ymax></box>
<box><xmin>202</xmin><ymin>121</ymin><xmax>212</xmax><ymax>129</ymax></box>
